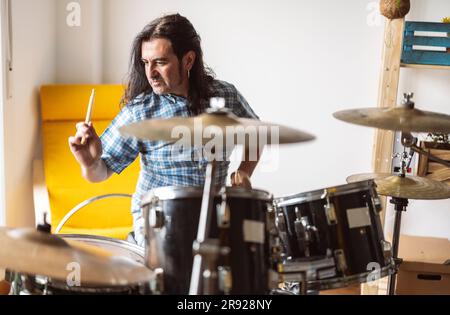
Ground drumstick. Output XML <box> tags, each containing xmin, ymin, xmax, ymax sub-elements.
<box><xmin>236</xmin><ymin>170</ymin><xmax>242</xmax><ymax>184</ymax></box>
<box><xmin>81</xmin><ymin>89</ymin><xmax>95</xmax><ymax>145</ymax></box>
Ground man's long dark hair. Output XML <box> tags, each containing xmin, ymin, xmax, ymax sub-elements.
<box><xmin>123</xmin><ymin>13</ymin><xmax>215</xmax><ymax>114</ymax></box>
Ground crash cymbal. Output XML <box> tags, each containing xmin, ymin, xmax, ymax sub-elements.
<box><xmin>346</xmin><ymin>173</ymin><xmax>450</xmax><ymax>200</ymax></box>
<box><xmin>119</xmin><ymin>110</ymin><xmax>315</xmax><ymax>146</ymax></box>
<box><xmin>0</xmin><ymin>228</ymin><xmax>154</xmax><ymax>286</ymax></box>
<box><xmin>333</xmin><ymin>107</ymin><xmax>450</xmax><ymax>133</ymax></box>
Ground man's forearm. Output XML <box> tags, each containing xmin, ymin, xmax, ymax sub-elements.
<box><xmin>238</xmin><ymin>145</ymin><xmax>262</xmax><ymax>176</ymax></box>
<box><xmin>81</xmin><ymin>159</ymin><xmax>112</xmax><ymax>183</ymax></box>
<box><xmin>237</xmin><ymin>160</ymin><xmax>258</xmax><ymax>177</ymax></box>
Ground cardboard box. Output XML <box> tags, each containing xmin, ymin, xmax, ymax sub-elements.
<box><xmin>395</xmin><ymin>235</ymin><xmax>450</xmax><ymax>295</ymax></box>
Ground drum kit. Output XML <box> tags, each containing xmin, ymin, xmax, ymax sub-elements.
<box><xmin>1</xmin><ymin>93</ymin><xmax>449</xmax><ymax>295</ymax></box>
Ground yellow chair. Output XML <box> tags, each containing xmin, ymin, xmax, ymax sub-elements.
<box><xmin>34</xmin><ymin>85</ymin><xmax>140</xmax><ymax>240</ymax></box>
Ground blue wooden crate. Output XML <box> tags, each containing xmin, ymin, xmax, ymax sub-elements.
<box><xmin>401</xmin><ymin>21</ymin><xmax>450</xmax><ymax>66</ymax></box>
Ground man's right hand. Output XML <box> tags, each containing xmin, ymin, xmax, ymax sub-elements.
<box><xmin>68</xmin><ymin>122</ymin><xmax>103</xmax><ymax>168</ymax></box>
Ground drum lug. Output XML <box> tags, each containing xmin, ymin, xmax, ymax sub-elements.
<box><xmin>322</xmin><ymin>189</ymin><xmax>338</xmax><ymax>225</ymax></box>
<box><xmin>324</xmin><ymin>203</ymin><xmax>338</xmax><ymax>225</ymax></box>
<box><xmin>274</xmin><ymin>211</ymin><xmax>291</xmax><ymax>258</ymax></box>
<box><xmin>266</xmin><ymin>203</ymin><xmax>278</xmax><ymax>236</ymax></box>
<box><xmin>371</xmin><ymin>189</ymin><xmax>383</xmax><ymax>213</ymax></box>
<box><xmin>270</xmin><ymin>236</ymin><xmax>284</xmax><ymax>264</ymax></box>
<box><xmin>334</xmin><ymin>249</ymin><xmax>348</xmax><ymax>273</ymax></box>
<box><xmin>149</xmin><ymin>206</ymin><xmax>165</xmax><ymax>229</ymax></box>
<box><xmin>150</xmin><ymin>268</ymin><xmax>165</xmax><ymax>294</ymax></box>
<box><xmin>218</xmin><ymin>266</ymin><xmax>232</xmax><ymax>294</ymax></box>
<box><xmin>216</xmin><ymin>192</ymin><xmax>231</xmax><ymax>228</ymax></box>
<box><xmin>274</xmin><ymin>210</ymin><xmax>287</xmax><ymax>234</ymax></box>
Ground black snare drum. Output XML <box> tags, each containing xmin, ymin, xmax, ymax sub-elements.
<box><xmin>141</xmin><ymin>186</ymin><xmax>275</xmax><ymax>295</ymax></box>
<box><xmin>274</xmin><ymin>180</ymin><xmax>394</xmax><ymax>290</ymax></box>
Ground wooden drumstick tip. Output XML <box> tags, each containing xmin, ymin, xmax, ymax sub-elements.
<box><xmin>236</xmin><ymin>170</ymin><xmax>242</xmax><ymax>183</ymax></box>
<box><xmin>81</xmin><ymin>89</ymin><xmax>95</xmax><ymax>145</ymax></box>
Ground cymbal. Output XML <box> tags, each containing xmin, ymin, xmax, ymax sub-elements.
<box><xmin>333</xmin><ymin>107</ymin><xmax>450</xmax><ymax>133</ymax></box>
<box><xmin>0</xmin><ymin>228</ymin><xmax>154</xmax><ymax>286</ymax></box>
<box><xmin>119</xmin><ymin>111</ymin><xmax>315</xmax><ymax>146</ymax></box>
<box><xmin>346</xmin><ymin>173</ymin><xmax>450</xmax><ymax>200</ymax></box>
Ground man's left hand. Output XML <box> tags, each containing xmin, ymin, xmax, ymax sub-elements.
<box><xmin>231</xmin><ymin>170</ymin><xmax>252</xmax><ymax>188</ymax></box>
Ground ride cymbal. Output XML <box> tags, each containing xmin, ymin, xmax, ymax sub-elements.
<box><xmin>119</xmin><ymin>111</ymin><xmax>315</xmax><ymax>146</ymax></box>
<box><xmin>346</xmin><ymin>173</ymin><xmax>450</xmax><ymax>200</ymax></box>
<box><xmin>333</xmin><ymin>107</ymin><xmax>450</xmax><ymax>133</ymax></box>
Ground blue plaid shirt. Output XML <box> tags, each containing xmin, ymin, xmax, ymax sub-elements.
<box><xmin>100</xmin><ymin>80</ymin><xmax>258</xmax><ymax>246</ymax></box>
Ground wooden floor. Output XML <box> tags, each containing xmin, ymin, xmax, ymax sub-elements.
<box><xmin>319</xmin><ymin>283</ymin><xmax>361</xmax><ymax>295</ymax></box>
<box><xmin>0</xmin><ymin>281</ymin><xmax>11</xmax><ymax>295</ymax></box>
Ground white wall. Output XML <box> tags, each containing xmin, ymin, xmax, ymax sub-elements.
<box><xmin>0</xmin><ymin>0</ymin><xmax>8</xmax><ymax>226</ymax></box>
<box><xmin>4</xmin><ymin>0</ymin><xmax>56</xmax><ymax>227</ymax></box>
<box><xmin>56</xmin><ymin>0</ymin><xmax>103</xmax><ymax>83</ymax></box>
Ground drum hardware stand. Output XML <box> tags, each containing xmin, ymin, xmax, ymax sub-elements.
<box><xmin>401</xmin><ymin>132</ymin><xmax>450</xmax><ymax>167</ymax></box>
<box><xmin>37</xmin><ymin>213</ymin><xmax>51</xmax><ymax>234</ymax></box>
<box><xmin>294</xmin><ymin>208</ymin><xmax>320</xmax><ymax>258</ymax></box>
<box><xmin>192</xmin><ymin>239</ymin><xmax>230</xmax><ymax>294</ymax></box>
<box><xmin>387</xmin><ymin>137</ymin><xmax>413</xmax><ymax>295</ymax></box>
<box><xmin>387</xmin><ymin>196</ymin><xmax>407</xmax><ymax>295</ymax></box>
<box><xmin>149</xmin><ymin>268</ymin><xmax>164</xmax><ymax>294</ymax></box>
<box><xmin>189</xmin><ymin>157</ymin><xmax>218</xmax><ymax>295</ymax></box>
<box><xmin>189</xmin><ymin>102</ymin><xmax>234</xmax><ymax>294</ymax></box>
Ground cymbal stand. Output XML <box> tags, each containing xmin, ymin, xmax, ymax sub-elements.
<box><xmin>401</xmin><ymin>130</ymin><xmax>450</xmax><ymax>169</ymax></box>
<box><xmin>387</xmin><ymin>196</ymin><xmax>408</xmax><ymax>295</ymax></box>
<box><xmin>189</xmin><ymin>159</ymin><xmax>219</xmax><ymax>295</ymax></box>
<box><xmin>387</xmin><ymin>142</ymin><xmax>413</xmax><ymax>295</ymax></box>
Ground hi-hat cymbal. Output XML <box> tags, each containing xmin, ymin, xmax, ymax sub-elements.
<box><xmin>0</xmin><ymin>228</ymin><xmax>154</xmax><ymax>286</ymax></box>
<box><xmin>333</xmin><ymin>107</ymin><xmax>450</xmax><ymax>133</ymax></box>
<box><xmin>346</xmin><ymin>173</ymin><xmax>450</xmax><ymax>200</ymax></box>
<box><xmin>119</xmin><ymin>111</ymin><xmax>315</xmax><ymax>146</ymax></box>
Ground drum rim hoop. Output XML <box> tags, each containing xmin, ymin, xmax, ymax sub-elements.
<box><xmin>141</xmin><ymin>186</ymin><xmax>273</xmax><ymax>204</ymax></box>
<box><xmin>274</xmin><ymin>180</ymin><xmax>376</xmax><ymax>207</ymax></box>
<box><xmin>58</xmin><ymin>234</ymin><xmax>145</xmax><ymax>257</ymax></box>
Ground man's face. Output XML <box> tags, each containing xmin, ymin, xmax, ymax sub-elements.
<box><xmin>141</xmin><ymin>38</ymin><xmax>187</xmax><ymax>96</ymax></box>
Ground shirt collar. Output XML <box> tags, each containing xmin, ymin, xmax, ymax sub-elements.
<box><xmin>161</xmin><ymin>93</ymin><xmax>187</xmax><ymax>104</ymax></box>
